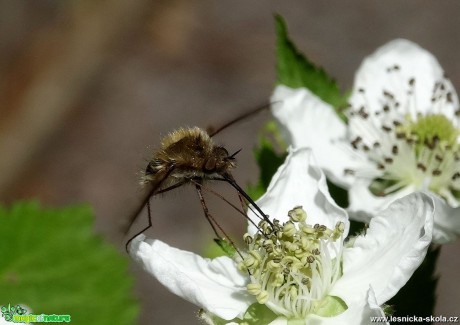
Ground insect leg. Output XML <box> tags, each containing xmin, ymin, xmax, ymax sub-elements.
<box><xmin>195</xmin><ymin>183</ymin><xmax>222</xmax><ymax>239</ymax></box>
<box><xmin>195</xmin><ymin>183</ymin><xmax>244</xmax><ymax>260</ymax></box>
<box><xmin>125</xmin><ymin>181</ymin><xmax>189</xmax><ymax>253</ymax></box>
<box><xmin>125</xmin><ymin>168</ymin><xmax>183</xmax><ymax>253</ymax></box>
<box><xmin>191</xmin><ymin>179</ymin><xmax>260</xmax><ymax>230</ymax></box>
<box><xmin>125</xmin><ymin>197</ymin><xmax>153</xmax><ymax>252</ymax></box>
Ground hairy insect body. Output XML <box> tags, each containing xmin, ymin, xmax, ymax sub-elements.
<box><xmin>141</xmin><ymin>127</ymin><xmax>237</xmax><ymax>191</ymax></box>
<box><xmin>126</xmin><ymin>114</ymin><xmax>272</xmax><ymax>252</ymax></box>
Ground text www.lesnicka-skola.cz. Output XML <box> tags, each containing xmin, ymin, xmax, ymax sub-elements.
<box><xmin>371</xmin><ymin>315</ymin><xmax>459</xmax><ymax>323</ymax></box>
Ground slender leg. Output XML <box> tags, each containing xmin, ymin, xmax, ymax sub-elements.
<box><xmin>195</xmin><ymin>184</ymin><xmax>222</xmax><ymax>239</ymax></box>
<box><xmin>125</xmin><ymin>179</ymin><xmax>185</xmax><ymax>253</ymax></box>
<box><xmin>190</xmin><ymin>179</ymin><xmax>262</xmax><ymax>238</ymax></box>
<box><xmin>190</xmin><ymin>179</ymin><xmax>257</xmax><ymax>225</ymax></box>
<box><xmin>124</xmin><ymin>165</ymin><xmax>176</xmax><ymax>234</ymax></box>
<box><xmin>125</xmin><ymin>198</ymin><xmax>152</xmax><ymax>252</ymax></box>
<box><xmin>195</xmin><ymin>184</ymin><xmax>243</xmax><ymax>259</ymax></box>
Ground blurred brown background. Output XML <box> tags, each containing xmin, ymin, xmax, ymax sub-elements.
<box><xmin>1</xmin><ymin>1</ymin><xmax>459</xmax><ymax>324</ymax></box>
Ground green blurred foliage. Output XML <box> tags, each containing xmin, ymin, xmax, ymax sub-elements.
<box><xmin>0</xmin><ymin>202</ymin><xmax>138</xmax><ymax>325</ymax></box>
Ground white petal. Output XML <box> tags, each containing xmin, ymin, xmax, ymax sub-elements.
<box><xmin>350</xmin><ymin>39</ymin><xmax>459</xmax><ymax>121</ymax></box>
<box><xmin>271</xmin><ymin>85</ymin><xmax>367</xmax><ymax>188</ymax></box>
<box><xmin>306</xmin><ymin>287</ymin><xmax>388</xmax><ymax>325</ymax></box>
<box><xmin>248</xmin><ymin>147</ymin><xmax>348</xmax><ymax>237</ymax></box>
<box><xmin>347</xmin><ymin>179</ymin><xmax>417</xmax><ymax>222</ymax></box>
<box><xmin>348</xmin><ymin>181</ymin><xmax>460</xmax><ymax>244</ymax></box>
<box><xmin>365</xmin><ymin>287</ymin><xmax>389</xmax><ymax>325</ymax></box>
<box><xmin>331</xmin><ymin>193</ymin><xmax>434</xmax><ymax>306</ymax></box>
<box><xmin>129</xmin><ymin>235</ymin><xmax>253</xmax><ymax>320</ymax></box>
<box><xmin>430</xmin><ymin>194</ymin><xmax>460</xmax><ymax>244</ymax></box>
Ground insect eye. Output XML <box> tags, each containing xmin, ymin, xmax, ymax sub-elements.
<box><xmin>215</xmin><ymin>147</ymin><xmax>229</xmax><ymax>157</ymax></box>
<box><xmin>145</xmin><ymin>162</ymin><xmax>155</xmax><ymax>175</ymax></box>
<box><xmin>205</xmin><ymin>156</ymin><xmax>217</xmax><ymax>171</ymax></box>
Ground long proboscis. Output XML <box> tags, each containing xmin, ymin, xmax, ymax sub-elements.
<box><xmin>220</xmin><ymin>174</ymin><xmax>273</xmax><ymax>227</ymax></box>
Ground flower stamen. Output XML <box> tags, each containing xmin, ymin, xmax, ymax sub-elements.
<box><xmin>347</xmin><ymin>66</ymin><xmax>460</xmax><ymax>203</ymax></box>
<box><xmin>239</xmin><ymin>206</ymin><xmax>345</xmax><ymax>318</ymax></box>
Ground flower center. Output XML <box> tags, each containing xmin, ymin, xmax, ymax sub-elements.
<box><xmin>398</xmin><ymin>113</ymin><xmax>459</xmax><ymax>151</ymax></box>
<box><xmin>346</xmin><ymin>70</ymin><xmax>460</xmax><ymax>204</ymax></box>
<box><xmin>239</xmin><ymin>207</ymin><xmax>345</xmax><ymax>319</ymax></box>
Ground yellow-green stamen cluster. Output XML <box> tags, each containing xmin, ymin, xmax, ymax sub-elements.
<box><xmin>399</xmin><ymin>114</ymin><xmax>459</xmax><ymax>151</ymax></box>
<box><xmin>239</xmin><ymin>206</ymin><xmax>345</xmax><ymax>318</ymax></box>
<box><xmin>393</xmin><ymin>113</ymin><xmax>460</xmax><ymax>198</ymax></box>
<box><xmin>348</xmin><ymin>73</ymin><xmax>460</xmax><ymax>202</ymax></box>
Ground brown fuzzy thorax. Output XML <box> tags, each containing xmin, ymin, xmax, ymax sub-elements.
<box><xmin>141</xmin><ymin>127</ymin><xmax>237</xmax><ymax>190</ymax></box>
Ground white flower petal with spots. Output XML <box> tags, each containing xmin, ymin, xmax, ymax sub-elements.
<box><xmin>272</xmin><ymin>39</ymin><xmax>460</xmax><ymax>243</ymax></box>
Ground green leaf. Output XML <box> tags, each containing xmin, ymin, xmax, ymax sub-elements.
<box><xmin>213</xmin><ymin>238</ymin><xmax>237</xmax><ymax>258</ymax></box>
<box><xmin>275</xmin><ymin>14</ymin><xmax>348</xmax><ymax>117</ymax></box>
<box><xmin>242</xmin><ymin>303</ymin><xmax>278</xmax><ymax>324</ymax></box>
<box><xmin>247</xmin><ymin>122</ymin><xmax>287</xmax><ymax>201</ymax></box>
<box><xmin>313</xmin><ymin>295</ymin><xmax>347</xmax><ymax>317</ymax></box>
<box><xmin>0</xmin><ymin>202</ymin><xmax>139</xmax><ymax>325</ymax></box>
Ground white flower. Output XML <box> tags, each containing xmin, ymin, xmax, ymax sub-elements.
<box><xmin>130</xmin><ymin>148</ymin><xmax>434</xmax><ymax>324</ymax></box>
<box><xmin>272</xmin><ymin>39</ymin><xmax>460</xmax><ymax>244</ymax></box>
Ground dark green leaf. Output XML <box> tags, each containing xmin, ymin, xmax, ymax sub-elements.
<box><xmin>247</xmin><ymin>125</ymin><xmax>287</xmax><ymax>201</ymax></box>
<box><xmin>275</xmin><ymin>14</ymin><xmax>348</xmax><ymax>118</ymax></box>
<box><xmin>0</xmin><ymin>202</ymin><xmax>139</xmax><ymax>325</ymax></box>
<box><xmin>213</xmin><ymin>238</ymin><xmax>237</xmax><ymax>258</ymax></box>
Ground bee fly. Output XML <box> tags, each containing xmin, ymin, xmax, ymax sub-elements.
<box><xmin>125</xmin><ymin>103</ymin><xmax>273</xmax><ymax>252</ymax></box>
